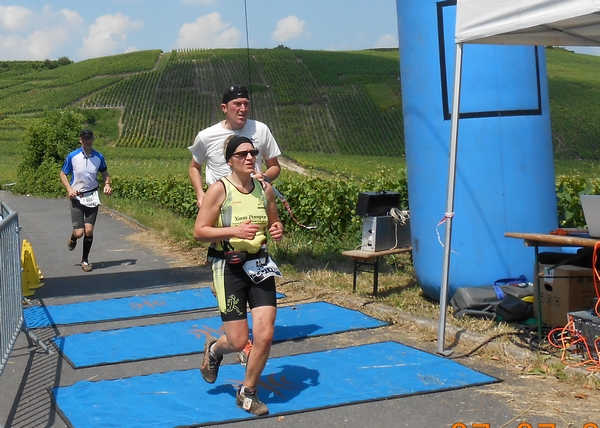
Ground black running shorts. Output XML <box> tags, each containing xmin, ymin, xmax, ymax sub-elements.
<box><xmin>211</xmin><ymin>259</ymin><xmax>277</xmax><ymax>322</ymax></box>
<box><xmin>70</xmin><ymin>198</ymin><xmax>99</xmax><ymax>229</ymax></box>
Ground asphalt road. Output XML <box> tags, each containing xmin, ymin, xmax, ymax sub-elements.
<box><xmin>1</xmin><ymin>191</ymin><xmax>597</xmax><ymax>428</ymax></box>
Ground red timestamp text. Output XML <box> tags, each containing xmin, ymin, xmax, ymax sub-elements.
<box><xmin>452</xmin><ymin>424</ymin><xmax>598</xmax><ymax>428</ymax></box>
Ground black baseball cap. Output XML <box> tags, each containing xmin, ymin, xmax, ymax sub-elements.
<box><xmin>222</xmin><ymin>85</ymin><xmax>249</xmax><ymax>104</ymax></box>
<box><xmin>80</xmin><ymin>129</ymin><xmax>94</xmax><ymax>138</ymax></box>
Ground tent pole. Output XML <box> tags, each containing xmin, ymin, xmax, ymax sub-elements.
<box><xmin>437</xmin><ymin>42</ymin><xmax>464</xmax><ymax>356</ymax></box>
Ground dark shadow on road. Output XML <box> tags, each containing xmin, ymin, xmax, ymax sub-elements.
<box><xmin>33</xmin><ymin>265</ymin><xmax>212</xmax><ymax>299</ymax></box>
<box><xmin>79</xmin><ymin>258</ymin><xmax>138</xmax><ymax>270</ymax></box>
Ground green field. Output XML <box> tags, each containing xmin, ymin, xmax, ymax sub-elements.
<box><xmin>1</xmin><ymin>46</ymin><xmax>599</xmax><ymax>188</ymax></box>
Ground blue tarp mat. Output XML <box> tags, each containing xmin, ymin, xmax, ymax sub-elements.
<box><xmin>51</xmin><ymin>341</ymin><xmax>499</xmax><ymax>428</ymax></box>
<box><xmin>24</xmin><ymin>288</ymin><xmax>283</xmax><ymax>328</ymax></box>
<box><xmin>53</xmin><ymin>302</ymin><xmax>388</xmax><ymax>368</ymax></box>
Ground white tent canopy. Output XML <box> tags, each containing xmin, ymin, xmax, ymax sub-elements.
<box><xmin>456</xmin><ymin>0</ymin><xmax>600</xmax><ymax>46</ymax></box>
<box><xmin>437</xmin><ymin>0</ymin><xmax>600</xmax><ymax>355</ymax></box>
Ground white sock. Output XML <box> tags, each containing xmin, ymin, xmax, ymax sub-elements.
<box><xmin>240</xmin><ymin>385</ymin><xmax>255</xmax><ymax>394</ymax></box>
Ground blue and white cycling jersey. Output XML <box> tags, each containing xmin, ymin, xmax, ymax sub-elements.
<box><xmin>61</xmin><ymin>147</ymin><xmax>108</xmax><ymax>194</ymax></box>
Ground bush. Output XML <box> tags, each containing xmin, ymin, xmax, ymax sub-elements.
<box><xmin>556</xmin><ymin>174</ymin><xmax>600</xmax><ymax>227</ymax></box>
<box><xmin>108</xmin><ymin>169</ymin><xmax>409</xmax><ymax>254</ymax></box>
<box><xmin>14</xmin><ymin>108</ymin><xmax>84</xmax><ymax>196</ymax></box>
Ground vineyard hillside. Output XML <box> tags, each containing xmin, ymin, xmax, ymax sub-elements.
<box><xmin>79</xmin><ymin>48</ymin><xmax>405</xmax><ymax>156</ymax></box>
<box><xmin>1</xmin><ymin>47</ymin><xmax>600</xmax><ymax>159</ymax></box>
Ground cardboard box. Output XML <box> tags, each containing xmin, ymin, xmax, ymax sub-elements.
<box><xmin>534</xmin><ymin>264</ymin><xmax>597</xmax><ymax>327</ymax></box>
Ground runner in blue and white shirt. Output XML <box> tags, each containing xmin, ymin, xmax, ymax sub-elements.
<box><xmin>59</xmin><ymin>129</ymin><xmax>112</xmax><ymax>272</ymax></box>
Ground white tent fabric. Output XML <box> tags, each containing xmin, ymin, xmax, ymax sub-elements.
<box><xmin>456</xmin><ymin>0</ymin><xmax>600</xmax><ymax>46</ymax></box>
<box><xmin>437</xmin><ymin>0</ymin><xmax>600</xmax><ymax>355</ymax></box>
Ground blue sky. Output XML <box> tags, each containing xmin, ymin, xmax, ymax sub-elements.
<box><xmin>0</xmin><ymin>0</ymin><xmax>400</xmax><ymax>61</ymax></box>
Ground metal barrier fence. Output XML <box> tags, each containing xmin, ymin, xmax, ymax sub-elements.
<box><xmin>0</xmin><ymin>202</ymin><xmax>50</xmax><ymax>378</ymax></box>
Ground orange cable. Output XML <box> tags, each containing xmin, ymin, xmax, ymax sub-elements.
<box><xmin>593</xmin><ymin>241</ymin><xmax>600</xmax><ymax>316</ymax></box>
<box><xmin>548</xmin><ymin>316</ymin><xmax>600</xmax><ymax>370</ymax></box>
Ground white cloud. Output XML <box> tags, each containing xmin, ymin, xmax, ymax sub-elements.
<box><xmin>375</xmin><ymin>34</ymin><xmax>398</xmax><ymax>48</ymax></box>
<box><xmin>175</xmin><ymin>12</ymin><xmax>241</xmax><ymax>49</ymax></box>
<box><xmin>27</xmin><ymin>27</ymin><xmax>71</xmax><ymax>58</ymax></box>
<box><xmin>0</xmin><ymin>5</ymin><xmax>32</xmax><ymax>32</ymax></box>
<box><xmin>0</xmin><ymin>27</ymin><xmax>69</xmax><ymax>60</ymax></box>
<box><xmin>59</xmin><ymin>9</ymin><xmax>85</xmax><ymax>28</ymax></box>
<box><xmin>0</xmin><ymin>35</ymin><xmax>27</xmax><ymax>58</ymax></box>
<box><xmin>0</xmin><ymin>6</ymin><xmax>85</xmax><ymax>60</ymax></box>
<box><xmin>78</xmin><ymin>13</ymin><xmax>143</xmax><ymax>59</ymax></box>
<box><xmin>271</xmin><ymin>16</ymin><xmax>305</xmax><ymax>43</ymax></box>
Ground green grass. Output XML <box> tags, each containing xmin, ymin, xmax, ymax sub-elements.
<box><xmin>286</xmin><ymin>151</ymin><xmax>407</xmax><ymax>177</ymax></box>
<box><xmin>0</xmin><ymin>155</ymin><xmax>19</xmax><ymax>187</ymax></box>
<box><xmin>554</xmin><ymin>159</ymin><xmax>600</xmax><ymax>176</ymax></box>
<box><xmin>102</xmin><ymin>147</ymin><xmax>190</xmax><ymax>178</ymax></box>
<box><xmin>79</xmin><ymin>109</ymin><xmax>122</xmax><ymax>144</ymax></box>
<box><xmin>0</xmin><ymin>116</ymin><xmax>26</xmax><ymax>187</ymax></box>
<box><xmin>103</xmin><ymin>195</ymin><xmax>196</xmax><ymax>245</ymax></box>
<box><xmin>154</xmin><ymin>51</ymin><xmax>171</xmax><ymax>73</ymax></box>
<box><xmin>0</xmin><ymin>140</ymin><xmax>597</xmax><ymax>191</ymax></box>
<box><xmin>365</xmin><ymin>82</ymin><xmax>402</xmax><ymax>110</ymax></box>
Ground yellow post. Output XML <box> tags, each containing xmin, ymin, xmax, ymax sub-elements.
<box><xmin>21</xmin><ymin>240</ymin><xmax>44</xmax><ymax>297</ymax></box>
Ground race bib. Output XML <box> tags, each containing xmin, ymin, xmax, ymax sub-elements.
<box><xmin>243</xmin><ymin>257</ymin><xmax>282</xmax><ymax>283</ymax></box>
<box><xmin>78</xmin><ymin>190</ymin><xmax>101</xmax><ymax>207</ymax></box>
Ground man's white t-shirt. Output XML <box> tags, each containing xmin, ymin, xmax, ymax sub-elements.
<box><xmin>188</xmin><ymin>119</ymin><xmax>281</xmax><ymax>186</ymax></box>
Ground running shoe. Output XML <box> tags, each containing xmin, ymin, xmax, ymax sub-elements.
<box><xmin>68</xmin><ymin>236</ymin><xmax>77</xmax><ymax>251</ymax></box>
<box><xmin>81</xmin><ymin>260</ymin><xmax>93</xmax><ymax>272</ymax></box>
<box><xmin>236</xmin><ymin>386</ymin><xmax>269</xmax><ymax>415</ymax></box>
<box><xmin>237</xmin><ymin>340</ymin><xmax>253</xmax><ymax>366</ymax></box>
<box><xmin>200</xmin><ymin>337</ymin><xmax>222</xmax><ymax>384</ymax></box>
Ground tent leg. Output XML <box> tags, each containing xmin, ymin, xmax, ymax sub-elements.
<box><xmin>437</xmin><ymin>42</ymin><xmax>464</xmax><ymax>356</ymax></box>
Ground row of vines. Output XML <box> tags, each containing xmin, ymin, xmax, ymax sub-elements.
<box><xmin>0</xmin><ymin>50</ymin><xmax>161</xmax><ymax>115</ymax></box>
<box><xmin>80</xmin><ymin>48</ymin><xmax>406</xmax><ymax>155</ymax></box>
<box><xmin>2</xmin><ymin>47</ymin><xmax>600</xmax><ymax>159</ymax></box>
<box><xmin>0</xmin><ymin>77</ymin><xmax>122</xmax><ymax>114</ymax></box>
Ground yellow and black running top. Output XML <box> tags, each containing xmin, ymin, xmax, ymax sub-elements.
<box><xmin>214</xmin><ymin>177</ymin><xmax>268</xmax><ymax>253</ymax></box>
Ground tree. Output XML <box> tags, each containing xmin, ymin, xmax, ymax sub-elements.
<box><xmin>15</xmin><ymin>108</ymin><xmax>84</xmax><ymax>196</ymax></box>
<box><xmin>43</xmin><ymin>59</ymin><xmax>56</xmax><ymax>69</ymax></box>
<box><xmin>57</xmin><ymin>56</ymin><xmax>73</xmax><ymax>66</ymax></box>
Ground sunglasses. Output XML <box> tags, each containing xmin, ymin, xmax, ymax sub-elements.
<box><xmin>232</xmin><ymin>149</ymin><xmax>259</xmax><ymax>159</ymax></box>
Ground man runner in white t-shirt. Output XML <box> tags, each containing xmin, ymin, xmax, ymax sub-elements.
<box><xmin>188</xmin><ymin>85</ymin><xmax>282</xmax><ymax>209</ymax></box>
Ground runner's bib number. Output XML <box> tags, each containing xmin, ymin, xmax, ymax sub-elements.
<box><xmin>78</xmin><ymin>190</ymin><xmax>101</xmax><ymax>207</ymax></box>
<box><xmin>243</xmin><ymin>257</ymin><xmax>282</xmax><ymax>283</ymax></box>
